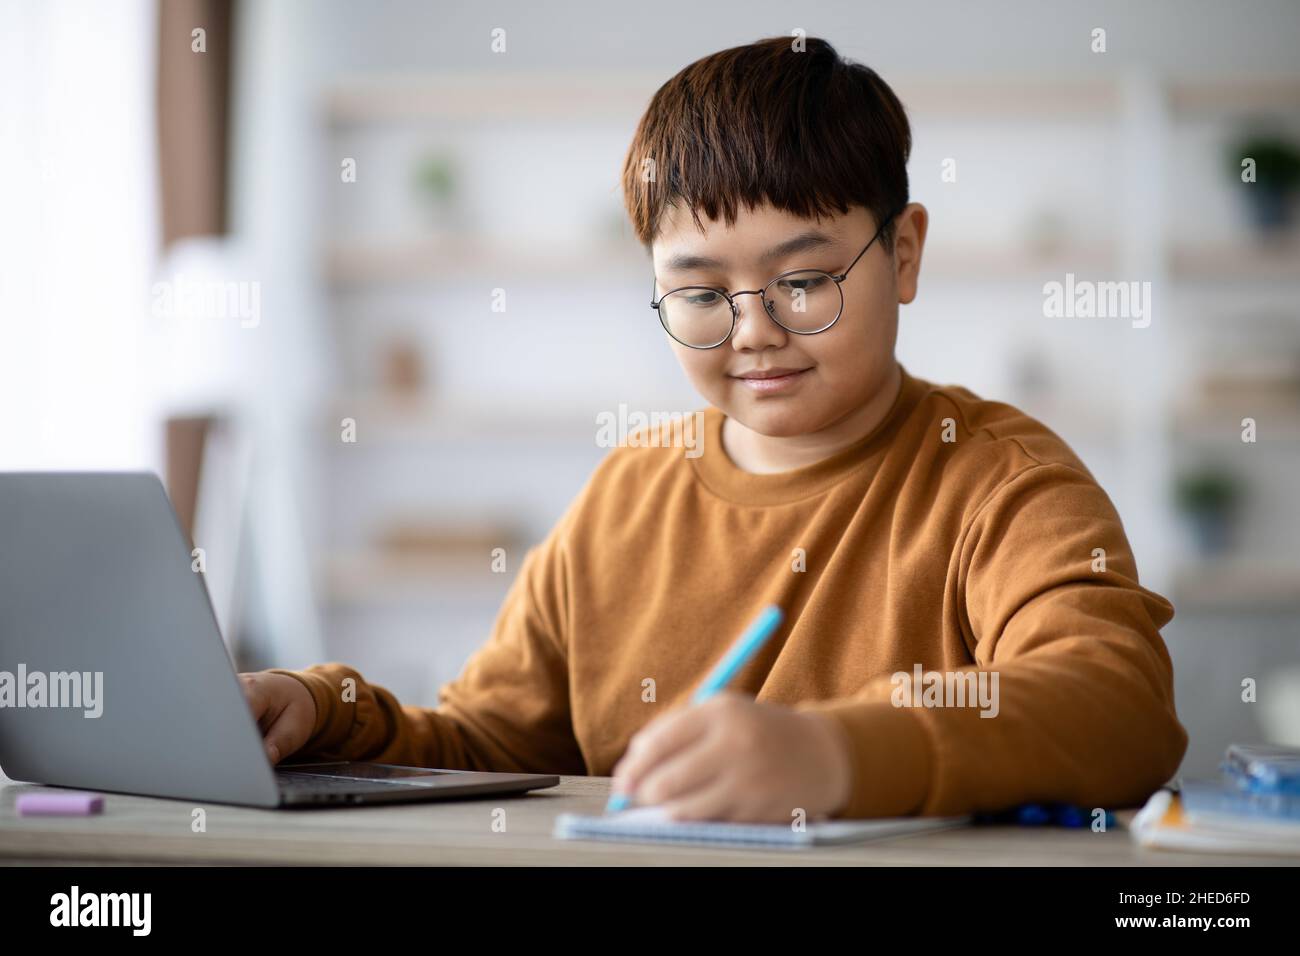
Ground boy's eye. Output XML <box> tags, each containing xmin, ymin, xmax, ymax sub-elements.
<box><xmin>774</xmin><ymin>274</ymin><xmax>829</xmax><ymax>294</ymax></box>
<box><xmin>681</xmin><ymin>290</ymin><xmax>725</xmax><ymax>307</ymax></box>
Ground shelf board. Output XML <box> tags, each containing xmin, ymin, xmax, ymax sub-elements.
<box><xmin>1170</xmin><ymin>240</ymin><xmax>1300</xmax><ymax>281</ymax></box>
<box><xmin>921</xmin><ymin>242</ymin><xmax>1118</xmax><ymax>279</ymax></box>
<box><xmin>1171</xmin><ymin>400</ymin><xmax>1300</xmax><ymax>442</ymax></box>
<box><xmin>321</xmin><ymin>550</ymin><xmax>519</xmax><ymax>605</ymax></box>
<box><xmin>1168</xmin><ymin>78</ymin><xmax>1300</xmax><ymax>115</ymax></box>
<box><xmin>894</xmin><ymin>77</ymin><xmax>1120</xmax><ymax>118</ymax></box>
<box><xmin>325</xmin><ymin>71</ymin><xmax>661</xmax><ymax>124</ymax></box>
<box><xmin>324</xmin><ymin>73</ymin><xmax>1300</xmax><ymax>127</ymax></box>
<box><xmin>325</xmin><ymin>394</ymin><xmax>608</xmax><ymax>445</ymax></box>
<box><xmin>1171</xmin><ymin>560</ymin><xmax>1300</xmax><ymax>608</ymax></box>
<box><xmin>324</xmin><ymin>73</ymin><xmax>1134</xmax><ymax>126</ymax></box>
<box><xmin>325</xmin><ymin>237</ymin><xmax>647</xmax><ymax>285</ymax></box>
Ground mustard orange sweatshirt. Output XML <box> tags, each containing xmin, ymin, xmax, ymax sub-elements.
<box><xmin>275</xmin><ymin>363</ymin><xmax>1186</xmax><ymax>818</ymax></box>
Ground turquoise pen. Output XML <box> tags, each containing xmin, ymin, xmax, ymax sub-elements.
<box><xmin>605</xmin><ymin>604</ymin><xmax>784</xmax><ymax>813</ymax></box>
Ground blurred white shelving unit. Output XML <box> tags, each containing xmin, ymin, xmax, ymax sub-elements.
<box><xmin>315</xmin><ymin>70</ymin><xmax>1300</xmax><ymax>696</ymax></box>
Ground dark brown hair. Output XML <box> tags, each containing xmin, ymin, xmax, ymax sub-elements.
<box><xmin>621</xmin><ymin>36</ymin><xmax>911</xmax><ymax>252</ymax></box>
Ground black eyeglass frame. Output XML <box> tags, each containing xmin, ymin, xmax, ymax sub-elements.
<box><xmin>649</xmin><ymin>207</ymin><xmax>903</xmax><ymax>350</ymax></box>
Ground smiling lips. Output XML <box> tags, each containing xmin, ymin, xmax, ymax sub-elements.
<box><xmin>731</xmin><ymin>366</ymin><xmax>812</xmax><ymax>394</ymax></box>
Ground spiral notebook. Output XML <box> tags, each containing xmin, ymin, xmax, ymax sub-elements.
<box><xmin>553</xmin><ymin>806</ymin><xmax>969</xmax><ymax>849</ymax></box>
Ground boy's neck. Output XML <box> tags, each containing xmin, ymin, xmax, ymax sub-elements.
<box><xmin>721</xmin><ymin>361</ymin><xmax>903</xmax><ymax>475</ymax></box>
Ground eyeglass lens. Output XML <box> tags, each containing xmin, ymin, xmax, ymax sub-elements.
<box><xmin>658</xmin><ymin>270</ymin><xmax>842</xmax><ymax>347</ymax></box>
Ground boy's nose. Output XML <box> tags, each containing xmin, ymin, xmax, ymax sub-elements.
<box><xmin>729</xmin><ymin>292</ymin><xmax>787</xmax><ymax>351</ymax></box>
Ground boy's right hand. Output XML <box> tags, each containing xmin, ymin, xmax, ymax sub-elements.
<box><xmin>238</xmin><ymin>672</ymin><xmax>317</xmax><ymax>765</ymax></box>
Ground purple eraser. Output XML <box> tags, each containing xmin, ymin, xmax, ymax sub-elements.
<box><xmin>16</xmin><ymin>792</ymin><xmax>104</xmax><ymax>816</ymax></box>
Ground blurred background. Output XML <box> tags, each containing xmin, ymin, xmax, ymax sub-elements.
<box><xmin>2</xmin><ymin>0</ymin><xmax>1298</xmax><ymax>777</ymax></box>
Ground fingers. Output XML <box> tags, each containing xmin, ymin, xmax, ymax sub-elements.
<box><xmin>238</xmin><ymin>673</ymin><xmax>272</xmax><ymax>726</ymax></box>
<box><xmin>611</xmin><ymin>703</ymin><xmax>711</xmax><ymax>796</ymax></box>
<box><xmin>612</xmin><ymin>694</ymin><xmax>746</xmax><ymax>802</ymax></box>
<box><xmin>659</xmin><ymin>778</ymin><xmax>739</xmax><ymax>821</ymax></box>
<box><xmin>262</xmin><ymin>707</ymin><xmax>302</xmax><ymax>765</ymax></box>
<box><xmin>238</xmin><ymin>673</ymin><xmax>296</xmax><ymax>763</ymax></box>
<box><xmin>633</xmin><ymin>741</ymin><xmax>721</xmax><ymax>811</ymax></box>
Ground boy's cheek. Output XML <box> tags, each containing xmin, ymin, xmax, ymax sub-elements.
<box><xmin>675</xmin><ymin>353</ymin><xmax>731</xmax><ymax>398</ymax></box>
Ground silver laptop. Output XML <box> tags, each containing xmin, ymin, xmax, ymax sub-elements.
<box><xmin>0</xmin><ymin>472</ymin><xmax>559</xmax><ymax>807</ymax></box>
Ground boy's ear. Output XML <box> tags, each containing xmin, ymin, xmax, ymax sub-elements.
<box><xmin>892</xmin><ymin>203</ymin><xmax>928</xmax><ymax>306</ymax></box>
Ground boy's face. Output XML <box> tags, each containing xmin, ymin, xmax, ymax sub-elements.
<box><xmin>651</xmin><ymin>202</ymin><xmax>920</xmax><ymax>438</ymax></box>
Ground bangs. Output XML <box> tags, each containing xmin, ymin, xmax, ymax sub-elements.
<box><xmin>622</xmin><ymin>36</ymin><xmax>911</xmax><ymax>250</ymax></box>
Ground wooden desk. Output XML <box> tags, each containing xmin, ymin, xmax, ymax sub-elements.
<box><xmin>0</xmin><ymin>771</ymin><xmax>1284</xmax><ymax>866</ymax></box>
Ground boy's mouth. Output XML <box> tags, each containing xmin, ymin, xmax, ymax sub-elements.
<box><xmin>730</xmin><ymin>366</ymin><xmax>812</xmax><ymax>395</ymax></box>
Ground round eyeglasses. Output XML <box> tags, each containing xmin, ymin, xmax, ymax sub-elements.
<box><xmin>650</xmin><ymin>208</ymin><xmax>901</xmax><ymax>349</ymax></box>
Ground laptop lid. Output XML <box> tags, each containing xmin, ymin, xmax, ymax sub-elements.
<box><xmin>0</xmin><ymin>472</ymin><xmax>280</xmax><ymax>807</ymax></box>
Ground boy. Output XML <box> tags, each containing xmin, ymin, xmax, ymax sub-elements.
<box><xmin>240</xmin><ymin>36</ymin><xmax>1186</xmax><ymax>822</ymax></box>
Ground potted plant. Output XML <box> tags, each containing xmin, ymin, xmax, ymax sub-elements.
<box><xmin>1173</xmin><ymin>465</ymin><xmax>1244</xmax><ymax>557</ymax></box>
<box><xmin>1226</xmin><ymin>133</ymin><xmax>1300</xmax><ymax>234</ymax></box>
<box><xmin>412</xmin><ymin>152</ymin><xmax>463</xmax><ymax>236</ymax></box>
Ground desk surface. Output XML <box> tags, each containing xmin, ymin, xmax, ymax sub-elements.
<box><xmin>0</xmin><ymin>771</ymin><xmax>1285</xmax><ymax>866</ymax></box>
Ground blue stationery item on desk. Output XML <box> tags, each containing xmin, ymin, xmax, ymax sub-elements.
<box><xmin>1016</xmin><ymin>803</ymin><xmax>1052</xmax><ymax>826</ymax></box>
<box><xmin>976</xmin><ymin>802</ymin><xmax>1114</xmax><ymax>829</ymax></box>
<box><xmin>1221</xmin><ymin>743</ymin><xmax>1300</xmax><ymax>794</ymax></box>
<box><xmin>688</xmin><ymin>604</ymin><xmax>785</xmax><ymax>705</ymax></box>
<box><xmin>1055</xmin><ymin>804</ymin><xmax>1085</xmax><ymax>828</ymax></box>
<box><xmin>1181</xmin><ymin>778</ymin><xmax>1300</xmax><ymax>827</ymax></box>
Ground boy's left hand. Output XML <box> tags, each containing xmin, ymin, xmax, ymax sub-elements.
<box><xmin>609</xmin><ymin>691</ymin><xmax>853</xmax><ymax>822</ymax></box>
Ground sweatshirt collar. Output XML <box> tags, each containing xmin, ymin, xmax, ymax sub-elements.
<box><xmin>689</xmin><ymin>362</ymin><xmax>928</xmax><ymax>506</ymax></box>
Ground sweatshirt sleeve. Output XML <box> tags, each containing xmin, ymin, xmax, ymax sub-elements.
<box><xmin>797</xmin><ymin>461</ymin><xmax>1187</xmax><ymax>819</ymax></box>
<box><xmin>269</xmin><ymin>516</ymin><xmax>586</xmax><ymax>774</ymax></box>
